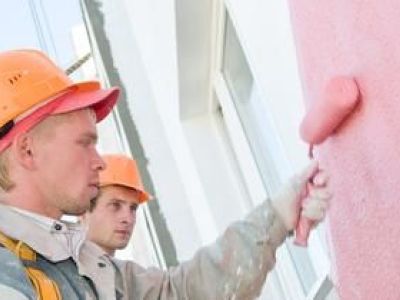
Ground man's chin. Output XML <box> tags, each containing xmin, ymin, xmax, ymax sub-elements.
<box><xmin>116</xmin><ymin>241</ymin><xmax>130</xmax><ymax>250</ymax></box>
<box><xmin>61</xmin><ymin>200</ymin><xmax>91</xmax><ymax>216</ymax></box>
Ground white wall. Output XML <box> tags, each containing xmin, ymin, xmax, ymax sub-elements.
<box><xmin>90</xmin><ymin>0</ymin><xmax>216</xmax><ymax>261</ymax></box>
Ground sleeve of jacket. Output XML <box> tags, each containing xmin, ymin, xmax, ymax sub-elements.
<box><xmin>119</xmin><ymin>199</ymin><xmax>288</xmax><ymax>300</ymax></box>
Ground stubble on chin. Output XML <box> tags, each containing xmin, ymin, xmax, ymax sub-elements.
<box><xmin>60</xmin><ymin>197</ymin><xmax>92</xmax><ymax>216</ymax></box>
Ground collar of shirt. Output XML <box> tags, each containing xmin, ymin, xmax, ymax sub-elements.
<box><xmin>11</xmin><ymin>206</ymin><xmax>67</xmax><ymax>233</ymax></box>
<box><xmin>0</xmin><ymin>203</ymin><xmax>86</xmax><ymax>262</ymax></box>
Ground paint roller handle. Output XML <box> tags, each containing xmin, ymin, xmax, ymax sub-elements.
<box><xmin>294</xmin><ymin>145</ymin><xmax>315</xmax><ymax>246</ymax></box>
<box><xmin>293</xmin><ymin>181</ymin><xmax>313</xmax><ymax>246</ymax></box>
<box><xmin>294</xmin><ymin>218</ymin><xmax>314</xmax><ymax>246</ymax></box>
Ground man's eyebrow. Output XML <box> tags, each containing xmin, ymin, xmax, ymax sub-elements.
<box><xmin>108</xmin><ymin>198</ymin><xmax>126</xmax><ymax>204</ymax></box>
<box><xmin>107</xmin><ymin>198</ymin><xmax>137</xmax><ymax>208</ymax></box>
<box><xmin>82</xmin><ymin>132</ymin><xmax>98</xmax><ymax>143</ymax></box>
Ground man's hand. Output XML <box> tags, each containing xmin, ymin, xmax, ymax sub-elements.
<box><xmin>270</xmin><ymin>160</ymin><xmax>331</xmax><ymax>232</ymax></box>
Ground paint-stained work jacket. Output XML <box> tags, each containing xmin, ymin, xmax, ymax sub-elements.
<box><xmin>0</xmin><ymin>200</ymin><xmax>288</xmax><ymax>299</ymax></box>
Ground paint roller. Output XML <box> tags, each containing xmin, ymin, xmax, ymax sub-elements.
<box><xmin>294</xmin><ymin>76</ymin><xmax>360</xmax><ymax>247</ymax></box>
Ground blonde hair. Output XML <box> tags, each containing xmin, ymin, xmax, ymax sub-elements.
<box><xmin>0</xmin><ymin>149</ymin><xmax>14</xmax><ymax>191</ymax></box>
<box><xmin>0</xmin><ymin>115</ymin><xmax>62</xmax><ymax>191</ymax></box>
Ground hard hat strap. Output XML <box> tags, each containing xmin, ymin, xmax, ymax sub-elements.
<box><xmin>0</xmin><ymin>120</ymin><xmax>14</xmax><ymax>139</ymax></box>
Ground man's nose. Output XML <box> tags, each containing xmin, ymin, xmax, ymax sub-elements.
<box><xmin>121</xmin><ymin>208</ymin><xmax>136</xmax><ymax>225</ymax></box>
<box><xmin>93</xmin><ymin>149</ymin><xmax>106</xmax><ymax>171</ymax></box>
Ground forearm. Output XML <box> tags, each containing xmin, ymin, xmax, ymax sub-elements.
<box><xmin>179</xmin><ymin>199</ymin><xmax>288</xmax><ymax>299</ymax></box>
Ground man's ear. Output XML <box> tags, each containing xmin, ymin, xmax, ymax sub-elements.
<box><xmin>12</xmin><ymin>133</ymin><xmax>36</xmax><ymax>170</ymax></box>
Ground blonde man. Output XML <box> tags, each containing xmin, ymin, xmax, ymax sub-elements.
<box><xmin>0</xmin><ymin>49</ymin><xmax>120</xmax><ymax>299</ymax></box>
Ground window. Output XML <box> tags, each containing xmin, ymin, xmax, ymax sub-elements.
<box><xmin>222</xmin><ymin>15</ymin><xmax>283</xmax><ymax>193</ymax></box>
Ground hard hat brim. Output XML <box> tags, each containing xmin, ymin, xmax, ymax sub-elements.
<box><xmin>0</xmin><ymin>81</ymin><xmax>119</xmax><ymax>153</ymax></box>
<box><xmin>100</xmin><ymin>181</ymin><xmax>152</xmax><ymax>204</ymax></box>
<box><xmin>54</xmin><ymin>81</ymin><xmax>120</xmax><ymax>122</ymax></box>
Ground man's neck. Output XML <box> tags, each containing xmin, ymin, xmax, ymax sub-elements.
<box><xmin>100</xmin><ymin>245</ymin><xmax>115</xmax><ymax>257</ymax></box>
<box><xmin>0</xmin><ymin>189</ymin><xmax>62</xmax><ymax>219</ymax></box>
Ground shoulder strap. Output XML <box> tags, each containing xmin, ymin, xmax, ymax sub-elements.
<box><xmin>0</xmin><ymin>231</ymin><xmax>62</xmax><ymax>300</ymax></box>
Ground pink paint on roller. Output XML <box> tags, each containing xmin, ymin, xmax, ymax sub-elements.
<box><xmin>294</xmin><ymin>76</ymin><xmax>360</xmax><ymax>247</ymax></box>
<box><xmin>300</xmin><ymin>76</ymin><xmax>360</xmax><ymax>145</ymax></box>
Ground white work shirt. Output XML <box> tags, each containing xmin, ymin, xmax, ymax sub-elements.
<box><xmin>10</xmin><ymin>207</ymin><xmax>85</xmax><ymax>261</ymax></box>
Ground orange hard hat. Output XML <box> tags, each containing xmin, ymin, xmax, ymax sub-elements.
<box><xmin>0</xmin><ymin>49</ymin><xmax>119</xmax><ymax>152</ymax></box>
<box><xmin>99</xmin><ymin>154</ymin><xmax>151</xmax><ymax>203</ymax></box>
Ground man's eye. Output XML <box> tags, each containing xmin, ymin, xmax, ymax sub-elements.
<box><xmin>78</xmin><ymin>139</ymin><xmax>91</xmax><ymax>147</ymax></box>
<box><xmin>109</xmin><ymin>202</ymin><xmax>121</xmax><ymax>210</ymax></box>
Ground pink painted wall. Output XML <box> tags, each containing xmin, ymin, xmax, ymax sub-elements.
<box><xmin>287</xmin><ymin>1</ymin><xmax>400</xmax><ymax>299</ymax></box>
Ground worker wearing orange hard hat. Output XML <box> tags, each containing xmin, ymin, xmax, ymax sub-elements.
<box><xmin>83</xmin><ymin>154</ymin><xmax>151</xmax><ymax>256</ymax></box>
<box><xmin>83</xmin><ymin>155</ymin><xmax>332</xmax><ymax>300</ymax></box>
<box><xmin>0</xmin><ymin>49</ymin><xmax>120</xmax><ymax>299</ymax></box>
